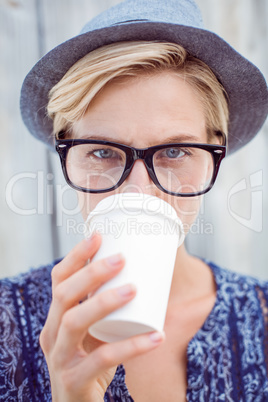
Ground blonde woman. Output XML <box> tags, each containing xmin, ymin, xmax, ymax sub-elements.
<box><xmin>1</xmin><ymin>0</ymin><xmax>268</xmax><ymax>401</ymax></box>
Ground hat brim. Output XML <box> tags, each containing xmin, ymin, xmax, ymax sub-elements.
<box><xmin>20</xmin><ymin>21</ymin><xmax>268</xmax><ymax>154</ymax></box>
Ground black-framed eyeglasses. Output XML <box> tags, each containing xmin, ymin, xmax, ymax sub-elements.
<box><xmin>55</xmin><ymin>136</ymin><xmax>226</xmax><ymax>197</ymax></box>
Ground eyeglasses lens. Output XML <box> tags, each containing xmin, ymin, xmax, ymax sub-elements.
<box><xmin>153</xmin><ymin>146</ymin><xmax>214</xmax><ymax>194</ymax></box>
<box><xmin>66</xmin><ymin>144</ymin><xmax>126</xmax><ymax>191</ymax></box>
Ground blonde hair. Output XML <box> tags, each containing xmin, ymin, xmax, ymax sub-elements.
<box><xmin>47</xmin><ymin>41</ymin><xmax>229</xmax><ymax>142</ymax></box>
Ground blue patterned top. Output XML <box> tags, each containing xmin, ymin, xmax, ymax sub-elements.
<box><xmin>0</xmin><ymin>260</ymin><xmax>268</xmax><ymax>401</ymax></box>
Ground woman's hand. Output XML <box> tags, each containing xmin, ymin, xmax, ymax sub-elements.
<box><xmin>40</xmin><ymin>233</ymin><xmax>165</xmax><ymax>402</ymax></box>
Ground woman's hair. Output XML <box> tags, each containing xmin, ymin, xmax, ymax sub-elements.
<box><xmin>47</xmin><ymin>41</ymin><xmax>229</xmax><ymax>143</ymax></box>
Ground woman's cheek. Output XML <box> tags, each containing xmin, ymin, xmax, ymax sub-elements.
<box><xmin>77</xmin><ymin>191</ymin><xmax>118</xmax><ymax>221</ymax></box>
<box><xmin>167</xmin><ymin>195</ymin><xmax>203</xmax><ymax>236</ymax></box>
<box><xmin>77</xmin><ymin>192</ymin><xmax>98</xmax><ymax>221</ymax></box>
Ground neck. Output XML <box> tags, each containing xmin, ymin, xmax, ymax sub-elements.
<box><xmin>168</xmin><ymin>243</ymin><xmax>215</xmax><ymax>305</ymax></box>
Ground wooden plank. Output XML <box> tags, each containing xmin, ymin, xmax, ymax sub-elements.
<box><xmin>1</xmin><ymin>0</ymin><xmax>57</xmax><ymax>276</ymax></box>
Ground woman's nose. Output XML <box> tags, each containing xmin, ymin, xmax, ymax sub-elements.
<box><xmin>122</xmin><ymin>160</ymin><xmax>157</xmax><ymax>195</ymax></box>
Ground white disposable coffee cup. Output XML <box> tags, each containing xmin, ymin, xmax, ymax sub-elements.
<box><xmin>85</xmin><ymin>193</ymin><xmax>185</xmax><ymax>343</ymax></box>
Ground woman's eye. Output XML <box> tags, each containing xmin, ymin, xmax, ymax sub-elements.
<box><xmin>92</xmin><ymin>148</ymin><xmax>117</xmax><ymax>159</ymax></box>
<box><xmin>163</xmin><ymin>148</ymin><xmax>186</xmax><ymax>159</ymax></box>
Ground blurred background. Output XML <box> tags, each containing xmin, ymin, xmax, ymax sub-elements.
<box><xmin>0</xmin><ymin>0</ymin><xmax>267</xmax><ymax>279</ymax></box>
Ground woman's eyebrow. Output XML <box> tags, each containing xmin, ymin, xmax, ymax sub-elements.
<box><xmin>160</xmin><ymin>134</ymin><xmax>202</xmax><ymax>144</ymax></box>
<box><xmin>78</xmin><ymin>134</ymin><xmax>118</xmax><ymax>142</ymax></box>
<box><xmin>77</xmin><ymin>133</ymin><xmax>202</xmax><ymax>145</ymax></box>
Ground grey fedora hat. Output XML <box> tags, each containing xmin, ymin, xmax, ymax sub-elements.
<box><xmin>20</xmin><ymin>0</ymin><xmax>268</xmax><ymax>155</ymax></box>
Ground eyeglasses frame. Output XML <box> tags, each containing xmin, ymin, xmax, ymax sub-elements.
<box><xmin>55</xmin><ymin>136</ymin><xmax>226</xmax><ymax>197</ymax></box>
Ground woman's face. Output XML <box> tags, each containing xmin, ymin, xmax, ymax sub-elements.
<box><xmin>72</xmin><ymin>72</ymin><xmax>210</xmax><ymax>235</ymax></box>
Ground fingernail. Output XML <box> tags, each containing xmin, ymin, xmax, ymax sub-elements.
<box><xmin>85</xmin><ymin>232</ymin><xmax>97</xmax><ymax>244</ymax></box>
<box><xmin>149</xmin><ymin>331</ymin><xmax>165</xmax><ymax>344</ymax></box>
<box><xmin>106</xmin><ymin>253</ymin><xmax>123</xmax><ymax>266</ymax></box>
<box><xmin>117</xmin><ymin>284</ymin><xmax>136</xmax><ymax>298</ymax></box>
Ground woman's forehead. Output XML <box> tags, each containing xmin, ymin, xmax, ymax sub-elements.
<box><xmin>72</xmin><ymin>72</ymin><xmax>207</xmax><ymax>146</ymax></box>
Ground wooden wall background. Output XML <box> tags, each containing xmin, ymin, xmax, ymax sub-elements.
<box><xmin>0</xmin><ymin>0</ymin><xmax>267</xmax><ymax>279</ymax></box>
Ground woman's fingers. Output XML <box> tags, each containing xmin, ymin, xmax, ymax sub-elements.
<box><xmin>51</xmin><ymin>233</ymin><xmax>102</xmax><ymax>290</ymax></box>
<box><xmin>53</xmin><ymin>283</ymin><xmax>137</xmax><ymax>365</ymax></box>
<box><xmin>41</xmin><ymin>253</ymin><xmax>125</xmax><ymax>352</ymax></box>
<box><xmin>53</xmin><ymin>253</ymin><xmax>125</xmax><ymax>311</ymax></box>
<box><xmin>62</xmin><ymin>331</ymin><xmax>165</xmax><ymax>388</ymax></box>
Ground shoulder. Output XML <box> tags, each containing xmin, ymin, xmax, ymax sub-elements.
<box><xmin>208</xmin><ymin>260</ymin><xmax>268</xmax><ymax>297</ymax></box>
<box><xmin>207</xmin><ymin>261</ymin><xmax>268</xmax><ymax>328</ymax></box>
<box><xmin>0</xmin><ymin>258</ymin><xmax>61</xmax><ymax>300</ymax></box>
<box><xmin>0</xmin><ymin>258</ymin><xmax>60</xmax><ymax>289</ymax></box>
<box><xmin>0</xmin><ymin>260</ymin><xmax>59</xmax><ymax>401</ymax></box>
<box><xmin>188</xmin><ymin>262</ymin><xmax>268</xmax><ymax>399</ymax></box>
<box><xmin>0</xmin><ymin>259</ymin><xmax>60</xmax><ymax>328</ymax></box>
